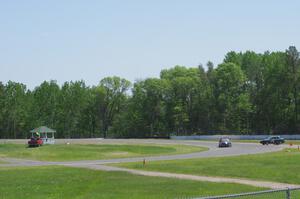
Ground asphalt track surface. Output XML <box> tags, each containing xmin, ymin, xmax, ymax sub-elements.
<box><xmin>0</xmin><ymin>139</ymin><xmax>287</xmax><ymax>166</ymax></box>
<box><xmin>2</xmin><ymin>139</ymin><xmax>299</xmax><ymax>189</ymax></box>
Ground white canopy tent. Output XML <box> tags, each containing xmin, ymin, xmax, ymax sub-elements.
<box><xmin>30</xmin><ymin>126</ymin><xmax>56</xmax><ymax>144</ymax></box>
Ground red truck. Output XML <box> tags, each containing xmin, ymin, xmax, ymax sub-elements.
<box><xmin>28</xmin><ymin>137</ymin><xmax>43</xmax><ymax>147</ymax></box>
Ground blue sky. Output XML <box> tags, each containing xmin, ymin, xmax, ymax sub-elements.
<box><xmin>1</xmin><ymin>0</ymin><xmax>300</xmax><ymax>89</ymax></box>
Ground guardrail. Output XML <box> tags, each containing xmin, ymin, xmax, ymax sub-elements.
<box><xmin>196</xmin><ymin>188</ymin><xmax>300</xmax><ymax>199</ymax></box>
<box><xmin>171</xmin><ymin>135</ymin><xmax>300</xmax><ymax>140</ymax></box>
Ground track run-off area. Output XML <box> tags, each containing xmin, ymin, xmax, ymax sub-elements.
<box><xmin>0</xmin><ymin>139</ymin><xmax>299</xmax><ymax>189</ymax></box>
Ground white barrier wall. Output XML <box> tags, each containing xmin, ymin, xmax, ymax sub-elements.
<box><xmin>171</xmin><ymin>135</ymin><xmax>300</xmax><ymax>140</ymax></box>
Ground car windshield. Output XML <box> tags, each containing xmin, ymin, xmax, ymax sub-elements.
<box><xmin>221</xmin><ymin>138</ymin><xmax>230</xmax><ymax>142</ymax></box>
<box><xmin>271</xmin><ymin>136</ymin><xmax>278</xmax><ymax>139</ymax></box>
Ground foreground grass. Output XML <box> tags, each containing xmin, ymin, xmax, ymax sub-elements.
<box><xmin>116</xmin><ymin>148</ymin><xmax>300</xmax><ymax>184</ymax></box>
<box><xmin>285</xmin><ymin>140</ymin><xmax>300</xmax><ymax>145</ymax></box>
<box><xmin>0</xmin><ymin>166</ymin><xmax>263</xmax><ymax>199</ymax></box>
<box><xmin>0</xmin><ymin>143</ymin><xmax>206</xmax><ymax>161</ymax></box>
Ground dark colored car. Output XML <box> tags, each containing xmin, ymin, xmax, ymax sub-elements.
<box><xmin>260</xmin><ymin>136</ymin><xmax>285</xmax><ymax>145</ymax></box>
<box><xmin>219</xmin><ymin>137</ymin><xmax>232</xmax><ymax>147</ymax></box>
<box><xmin>28</xmin><ymin>137</ymin><xmax>43</xmax><ymax>147</ymax></box>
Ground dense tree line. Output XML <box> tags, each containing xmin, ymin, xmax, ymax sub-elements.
<box><xmin>0</xmin><ymin>46</ymin><xmax>299</xmax><ymax>138</ymax></box>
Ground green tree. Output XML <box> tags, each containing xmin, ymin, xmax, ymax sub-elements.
<box><xmin>2</xmin><ymin>81</ymin><xmax>30</xmax><ymax>138</ymax></box>
<box><xmin>286</xmin><ymin>46</ymin><xmax>300</xmax><ymax>131</ymax></box>
<box><xmin>161</xmin><ymin>66</ymin><xmax>210</xmax><ymax>134</ymax></box>
<box><xmin>99</xmin><ymin>76</ymin><xmax>131</xmax><ymax>138</ymax></box>
<box><xmin>211</xmin><ymin>63</ymin><xmax>250</xmax><ymax>132</ymax></box>
<box><xmin>0</xmin><ymin>82</ymin><xmax>5</xmax><ymax>136</ymax></box>
<box><xmin>31</xmin><ymin>80</ymin><xmax>60</xmax><ymax>128</ymax></box>
<box><xmin>58</xmin><ymin>81</ymin><xmax>89</xmax><ymax>138</ymax></box>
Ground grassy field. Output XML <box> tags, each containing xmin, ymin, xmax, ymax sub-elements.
<box><xmin>0</xmin><ymin>166</ymin><xmax>263</xmax><ymax>199</ymax></box>
<box><xmin>0</xmin><ymin>143</ymin><xmax>207</xmax><ymax>161</ymax></box>
<box><xmin>115</xmin><ymin>148</ymin><xmax>300</xmax><ymax>184</ymax></box>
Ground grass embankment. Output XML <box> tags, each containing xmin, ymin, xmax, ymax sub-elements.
<box><xmin>0</xmin><ymin>166</ymin><xmax>263</xmax><ymax>199</ymax></box>
<box><xmin>0</xmin><ymin>143</ymin><xmax>207</xmax><ymax>161</ymax></box>
<box><xmin>116</xmin><ymin>148</ymin><xmax>300</xmax><ymax>184</ymax></box>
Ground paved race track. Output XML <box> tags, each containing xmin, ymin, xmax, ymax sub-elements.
<box><xmin>1</xmin><ymin>139</ymin><xmax>298</xmax><ymax>189</ymax></box>
<box><xmin>0</xmin><ymin>139</ymin><xmax>286</xmax><ymax>166</ymax></box>
<box><xmin>60</xmin><ymin>139</ymin><xmax>286</xmax><ymax>165</ymax></box>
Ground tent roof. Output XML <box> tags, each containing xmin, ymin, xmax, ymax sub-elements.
<box><xmin>30</xmin><ymin>126</ymin><xmax>56</xmax><ymax>133</ymax></box>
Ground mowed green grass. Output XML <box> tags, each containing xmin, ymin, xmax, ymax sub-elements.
<box><xmin>0</xmin><ymin>143</ymin><xmax>206</xmax><ymax>161</ymax></box>
<box><xmin>0</xmin><ymin>166</ymin><xmax>263</xmax><ymax>199</ymax></box>
<box><xmin>116</xmin><ymin>148</ymin><xmax>300</xmax><ymax>184</ymax></box>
